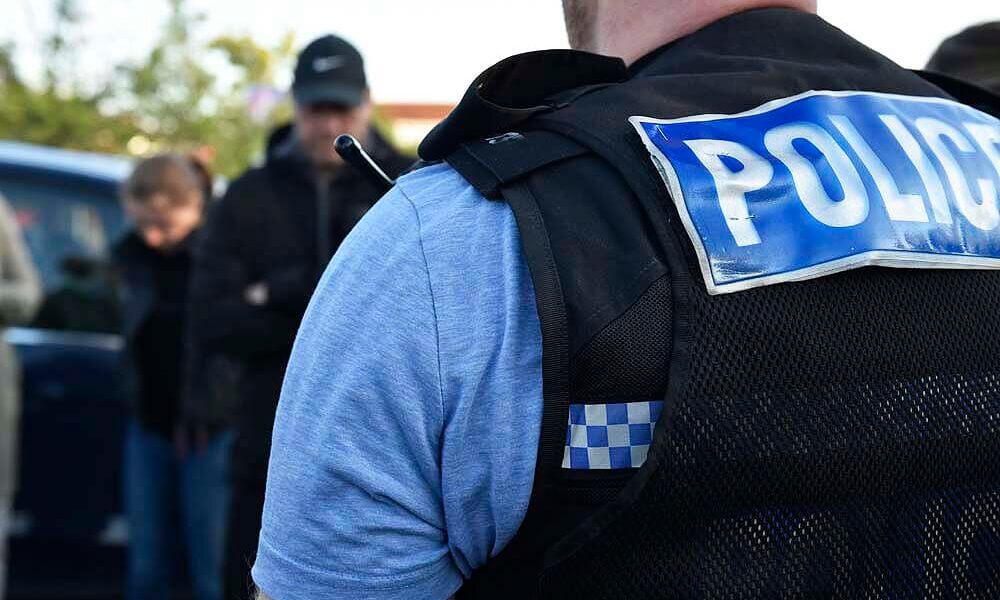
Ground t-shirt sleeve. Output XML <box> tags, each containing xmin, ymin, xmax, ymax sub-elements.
<box><xmin>251</xmin><ymin>187</ymin><xmax>463</xmax><ymax>600</ymax></box>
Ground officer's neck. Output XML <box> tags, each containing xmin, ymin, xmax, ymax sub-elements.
<box><xmin>590</xmin><ymin>0</ymin><xmax>818</xmax><ymax>66</ymax></box>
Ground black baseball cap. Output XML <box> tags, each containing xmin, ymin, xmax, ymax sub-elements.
<box><xmin>927</xmin><ymin>23</ymin><xmax>1000</xmax><ymax>95</ymax></box>
<box><xmin>292</xmin><ymin>35</ymin><xmax>368</xmax><ymax>107</ymax></box>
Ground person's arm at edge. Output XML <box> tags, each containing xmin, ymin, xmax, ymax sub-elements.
<box><xmin>0</xmin><ymin>195</ymin><xmax>42</xmax><ymax>326</ymax></box>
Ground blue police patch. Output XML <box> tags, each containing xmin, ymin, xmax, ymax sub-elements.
<box><xmin>630</xmin><ymin>91</ymin><xmax>1000</xmax><ymax>294</ymax></box>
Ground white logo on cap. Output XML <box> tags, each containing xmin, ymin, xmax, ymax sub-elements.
<box><xmin>313</xmin><ymin>55</ymin><xmax>346</xmax><ymax>73</ymax></box>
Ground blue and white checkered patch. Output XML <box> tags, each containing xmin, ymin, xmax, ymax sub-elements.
<box><xmin>562</xmin><ymin>400</ymin><xmax>664</xmax><ymax>470</ymax></box>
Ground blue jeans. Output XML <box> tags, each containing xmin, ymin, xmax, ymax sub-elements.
<box><xmin>125</xmin><ymin>421</ymin><xmax>232</xmax><ymax>600</ymax></box>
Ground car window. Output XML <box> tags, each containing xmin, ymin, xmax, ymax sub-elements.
<box><xmin>0</xmin><ymin>176</ymin><xmax>125</xmax><ymax>334</ymax></box>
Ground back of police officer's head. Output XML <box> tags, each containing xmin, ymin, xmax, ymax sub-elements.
<box><xmin>291</xmin><ymin>34</ymin><xmax>373</xmax><ymax>170</ymax></box>
<box><xmin>927</xmin><ymin>23</ymin><xmax>1000</xmax><ymax>96</ymax></box>
<box><xmin>562</xmin><ymin>0</ymin><xmax>818</xmax><ymax>64</ymax></box>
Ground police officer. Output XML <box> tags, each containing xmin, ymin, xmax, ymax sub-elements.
<box><xmin>253</xmin><ymin>1</ymin><xmax>1000</xmax><ymax>598</ymax></box>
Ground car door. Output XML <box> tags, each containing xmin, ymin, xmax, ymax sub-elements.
<box><xmin>0</xmin><ymin>168</ymin><xmax>129</xmax><ymax>597</ymax></box>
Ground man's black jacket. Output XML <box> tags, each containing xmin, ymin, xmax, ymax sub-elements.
<box><xmin>190</xmin><ymin>124</ymin><xmax>412</xmax><ymax>482</ymax></box>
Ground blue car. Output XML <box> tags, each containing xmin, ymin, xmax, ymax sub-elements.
<box><xmin>0</xmin><ymin>141</ymin><xmax>131</xmax><ymax>597</ymax></box>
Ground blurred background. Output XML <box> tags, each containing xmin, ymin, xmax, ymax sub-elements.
<box><xmin>0</xmin><ymin>0</ymin><xmax>995</xmax><ymax>172</ymax></box>
<box><xmin>0</xmin><ymin>1</ymin><xmax>996</xmax><ymax>598</ymax></box>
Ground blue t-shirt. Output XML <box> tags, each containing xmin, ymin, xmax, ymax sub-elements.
<box><xmin>251</xmin><ymin>163</ymin><xmax>544</xmax><ymax>599</ymax></box>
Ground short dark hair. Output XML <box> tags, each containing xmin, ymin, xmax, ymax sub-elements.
<box><xmin>927</xmin><ymin>22</ymin><xmax>1000</xmax><ymax>95</ymax></box>
<box><xmin>121</xmin><ymin>153</ymin><xmax>206</xmax><ymax>206</ymax></box>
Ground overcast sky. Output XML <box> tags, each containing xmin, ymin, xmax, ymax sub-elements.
<box><xmin>1</xmin><ymin>1</ymin><xmax>997</xmax><ymax>104</ymax></box>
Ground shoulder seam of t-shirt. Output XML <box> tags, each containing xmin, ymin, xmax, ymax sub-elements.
<box><xmin>396</xmin><ymin>163</ymin><xmax>467</xmax><ymax>210</ymax></box>
<box><xmin>394</xmin><ymin>183</ymin><xmax>448</xmax><ymax>429</ymax></box>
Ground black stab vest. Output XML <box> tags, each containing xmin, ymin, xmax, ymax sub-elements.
<box><xmin>420</xmin><ymin>8</ymin><xmax>1000</xmax><ymax>599</ymax></box>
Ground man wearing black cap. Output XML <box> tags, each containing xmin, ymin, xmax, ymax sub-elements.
<box><xmin>188</xmin><ymin>34</ymin><xmax>410</xmax><ymax>600</ymax></box>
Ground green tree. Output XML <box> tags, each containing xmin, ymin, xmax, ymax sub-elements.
<box><xmin>0</xmin><ymin>0</ymin><xmax>297</xmax><ymax>178</ymax></box>
<box><xmin>203</xmin><ymin>32</ymin><xmax>296</xmax><ymax>176</ymax></box>
<box><xmin>0</xmin><ymin>1</ymin><xmax>138</xmax><ymax>155</ymax></box>
<box><xmin>115</xmin><ymin>0</ymin><xmax>291</xmax><ymax>176</ymax></box>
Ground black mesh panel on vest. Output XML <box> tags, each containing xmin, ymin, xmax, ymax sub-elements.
<box><xmin>540</xmin><ymin>267</ymin><xmax>1000</xmax><ymax>598</ymax></box>
<box><xmin>572</xmin><ymin>275</ymin><xmax>672</xmax><ymax>401</ymax></box>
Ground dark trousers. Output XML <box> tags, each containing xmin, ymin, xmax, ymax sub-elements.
<box><xmin>223</xmin><ymin>479</ymin><xmax>266</xmax><ymax>600</ymax></box>
<box><xmin>125</xmin><ymin>421</ymin><xmax>233</xmax><ymax>600</ymax></box>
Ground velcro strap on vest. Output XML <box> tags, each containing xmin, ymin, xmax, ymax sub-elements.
<box><xmin>446</xmin><ymin>130</ymin><xmax>590</xmax><ymax>199</ymax></box>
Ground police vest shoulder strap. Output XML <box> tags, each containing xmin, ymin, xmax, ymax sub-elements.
<box><xmin>447</xmin><ymin>128</ymin><xmax>580</xmax><ymax>483</ymax></box>
<box><xmin>911</xmin><ymin>69</ymin><xmax>1000</xmax><ymax>118</ymax></box>
<box><xmin>446</xmin><ymin>130</ymin><xmax>591</xmax><ymax>199</ymax></box>
<box><xmin>446</xmin><ymin>129</ymin><xmax>595</xmax><ymax>597</ymax></box>
<box><xmin>420</xmin><ymin>50</ymin><xmax>627</xmax><ymax>162</ymax></box>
